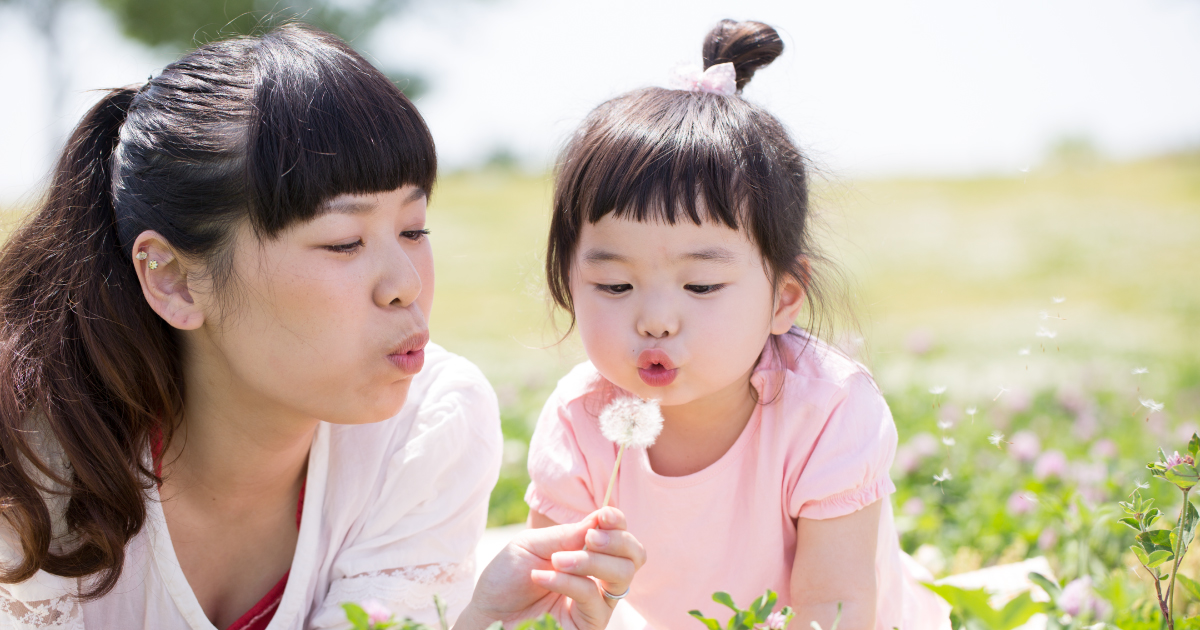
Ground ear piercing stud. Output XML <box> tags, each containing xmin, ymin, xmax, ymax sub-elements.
<box><xmin>148</xmin><ymin>260</ymin><xmax>159</xmax><ymax>270</ymax></box>
<box><xmin>135</xmin><ymin>252</ymin><xmax>147</xmax><ymax>260</ymax></box>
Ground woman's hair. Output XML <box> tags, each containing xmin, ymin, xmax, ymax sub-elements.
<box><xmin>547</xmin><ymin>20</ymin><xmax>837</xmax><ymax>338</ymax></box>
<box><xmin>0</xmin><ymin>23</ymin><xmax>435</xmax><ymax>597</ymax></box>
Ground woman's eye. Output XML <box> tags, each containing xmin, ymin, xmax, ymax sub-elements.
<box><xmin>401</xmin><ymin>228</ymin><xmax>431</xmax><ymax>242</ymax></box>
<box><xmin>685</xmin><ymin>284</ymin><xmax>724</xmax><ymax>295</ymax></box>
<box><xmin>597</xmin><ymin>284</ymin><xmax>632</xmax><ymax>295</ymax></box>
<box><xmin>324</xmin><ymin>239</ymin><xmax>363</xmax><ymax>254</ymax></box>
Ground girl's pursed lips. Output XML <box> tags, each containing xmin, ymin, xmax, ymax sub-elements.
<box><xmin>637</xmin><ymin>348</ymin><xmax>676</xmax><ymax>370</ymax></box>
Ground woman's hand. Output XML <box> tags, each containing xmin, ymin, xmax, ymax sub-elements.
<box><xmin>456</xmin><ymin>507</ymin><xmax>645</xmax><ymax>630</ymax></box>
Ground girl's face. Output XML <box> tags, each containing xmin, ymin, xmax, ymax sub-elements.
<box><xmin>570</xmin><ymin>214</ymin><xmax>800</xmax><ymax>408</ymax></box>
<box><xmin>170</xmin><ymin>185</ymin><xmax>434</xmax><ymax>425</ymax></box>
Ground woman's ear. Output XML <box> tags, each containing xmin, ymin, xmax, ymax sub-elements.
<box><xmin>131</xmin><ymin>230</ymin><xmax>204</xmax><ymax>331</ymax></box>
<box><xmin>770</xmin><ymin>260</ymin><xmax>810</xmax><ymax>335</ymax></box>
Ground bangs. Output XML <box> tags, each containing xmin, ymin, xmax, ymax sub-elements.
<box><xmin>246</xmin><ymin>26</ymin><xmax>436</xmax><ymax>236</ymax></box>
<box><xmin>564</xmin><ymin>88</ymin><xmax>764</xmax><ymax>231</ymax></box>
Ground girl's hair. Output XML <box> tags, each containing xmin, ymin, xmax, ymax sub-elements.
<box><xmin>547</xmin><ymin>20</ymin><xmax>836</xmax><ymax>338</ymax></box>
<box><xmin>0</xmin><ymin>24</ymin><xmax>435</xmax><ymax>597</ymax></box>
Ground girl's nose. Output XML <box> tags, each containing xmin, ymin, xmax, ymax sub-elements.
<box><xmin>374</xmin><ymin>242</ymin><xmax>423</xmax><ymax>309</ymax></box>
<box><xmin>637</xmin><ymin>299</ymin><xmax>679</xmax><ymax>339</ymax></box>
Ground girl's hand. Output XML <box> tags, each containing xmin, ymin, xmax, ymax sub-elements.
<box><xmin>456</xmin><ymin>507</ymin><xmax>645</xmax><ymax>630</ymax></box>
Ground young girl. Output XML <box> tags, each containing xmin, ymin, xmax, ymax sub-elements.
<box><xmin>0</xmin><ymin>24</ymin><xmax>641</xmax><ymax>630</ymax></box>
<box><xmin>526</xmin><ymin>20</ymin><xmax>949</xmax><ymax>630</ymax></box>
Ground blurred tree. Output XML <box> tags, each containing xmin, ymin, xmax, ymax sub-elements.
<box><xmin>95</xmin><ymin>0</ymin><xmax>426</xmax><ymax>95</ymax></box>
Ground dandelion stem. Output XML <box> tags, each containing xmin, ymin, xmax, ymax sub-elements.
<box><xmin>601</xmin><ymin>444</ymin><xmax>627</xmax><ymax>508</ymax></box>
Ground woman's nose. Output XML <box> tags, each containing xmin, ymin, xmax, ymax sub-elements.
<box><xmin>374</xmin><ymin>243</ymin><xmax>423</xmax><ymax>309</ymax></box>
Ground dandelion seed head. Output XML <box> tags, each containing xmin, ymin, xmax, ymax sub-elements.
<box><xmin>1139</xmin><ymin>398</ymin><xmax>1165</xmax><ymax>413</ymax></box>
<box><xmin>1052</xmin><ymin>296</ymin><xmax>1066</xmax><ymax>303</ymax></box>
<box><xmin>599</xmin><ymin>397</ymin><xmax>664</xmax><ymax>448</ymax></box>
<box><xmin>989</xmin><ymin>432</ymin><xmax>1004</xmax><ymax>447</ymax></box>
<box><xmin>1036</xmin><ymin>327</ymin><xmax>1057</xmax><ymax>339</ymax></box>
<box><xmin>929</xmin><ymin>385</ymin><xmax>947</xmax><ymax>395</ymax></box>
<box><xmin>1132</xmin><ymin>367</ymin><xmax>1149</xmax><ymax>375</ymax></box>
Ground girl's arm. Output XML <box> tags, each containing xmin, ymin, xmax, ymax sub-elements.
<box><xmin>791</xmin><ymin>499</ymin><xmax>881</xmax><ymax>630</ymax></box>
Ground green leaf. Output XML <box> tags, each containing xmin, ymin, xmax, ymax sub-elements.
<box><xmin>1120</xmin><ymin>517</ymin><xmax>1142</xmax><ymax>531</ymax></box>
<box><xmin>1147</xmin><ymin>549</ymin><xmax>1174</xmax><ymax>568</ymax></box>
<box><xmin>688</xmin><ymin>611</ymin><xmax>722</xmax><ymax>630</ymax></box>
<box><xmin>342</xmin><ymin>603</ymin><xmax>370</xmax><ymax>630</ymax></box>
<box><xmin>1138</xmin><ymin>528</ymin><xmax>1173</xmax><ymax>553</ymax></box>
<box><xmin>1027</xmin><ymin>572</ymin><xmax>1061</xmax><ymax>600</ymax></box>
<box><xmin>712</xmin><ymin>592</ymin><xmax>739</xmax><ymax>613</ymax></box>
<box><xmin>1132</xmin><ymin>544</ymin><xmax>1151</xmax><ymax>566</ymax></box>
<box><xmin>1180</xmin><ymin>574</ymin><xmax>1200</xmax><ymax>601</ymax></box>
<box><xmin>1146</xmin><ymin>507</ymin><xmax>1163</xmax><ymax>528</ymax></box>
<box><xmin>1189</xmin><ymin>433</ymin><xmax>1200</xmax><ymax>460</ymax></box>
<box><xmin>749</xmin><ymin>590</ymin><xmax>777</xmax><ymax>622</ymax></box>
<box><xmin>997</xmin><ymin>592</ymin><xmax>1051</xmax><ymax>630</ymax></box>
<box><xmin>922</xmin><ymin>583</ymin><xmax>1001</xmax><ymax>628</ymax></box>
<box><xmin>1183</xmin><ymin>501</ymin><xmax>1199</xmax><ymax>550</ymax></box>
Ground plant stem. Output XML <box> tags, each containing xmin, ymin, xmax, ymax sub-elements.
<box><xmin>1154</xmin><ymin>573</ymin><xmax>1174</xmax><ymax>630</ymax></box>
<box><xmin>1167</xmin><ymin>488</ymin><xmax>1190</xmax><ymax>622</ymax></box>
<box><xmin>601</xmin><ymin>444</ymin><xmax>626</xmax><ymax>508</ymax></box>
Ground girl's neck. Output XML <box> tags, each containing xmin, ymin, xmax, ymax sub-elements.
<box><xmin>648</xmin><ymin>365</ymin><xmax>758</xmax><ymax>477</ymax></box>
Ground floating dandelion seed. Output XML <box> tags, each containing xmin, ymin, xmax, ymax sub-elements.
<box><xmin>1036</xmin><ymin>327</ymin><xmax>1057</xmax><ymax>339</ymax></box>
<box><xmin>1140</xmin><ymin>398</ymin><xmax>1164</xmax><ymax>413</ymax></box>
<box><xmin>988</xmin><ymin>432</ymin><xmax>1007</xmax><ymax>448</ymax></box>
<box><xmin>598</xmin><ymin>398</ymin><xmax>664</xmax><ymax>507</ymax></box>
<box><xmin>934</xmin><ymin>468</ymin><xmax>952</xmax><ymax>483</ymax></box>
<box><xmin>942</xmin><ymin>436</ymin><xmax>956</xmax><ymax>446</ymax></box>
<box><xmin>929</xmin><ymin>385</ymin><xmax>947</xmax><ymax>395</ymax></box>
<box><xmin>937</xmin><ymin>420</ymin><xmax>953</xmax><ymax>431</ymax></box>
<box><xmin>1052</xmin><ymin>296</ymin><xmax>1066</xmax><ymax>303</ymax></box>
<box><xmin>966</xmin><ymin>406</ymin><xmax>977</xmax><ymax>416</ymax></box>
<box><xmin>994</xmin><ymin>386</ymin><xmax>1009</xmax><ymax>401</ymax></box>
<box><xmin>1132</xmin><ymin>367</ymin><xmax>1149</xmax><ymax>375</ymax></box>
<box><xmin>1039</xmin><ymin>310</ymin><xmax>1067</xmax><ymax>321</ymax></box>
<box><xmin>1018</xmin><ymin>348</ymin><xmax>1030</xmax><ymax>356</ymax></box>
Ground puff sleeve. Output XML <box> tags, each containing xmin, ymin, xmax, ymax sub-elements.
<box><xmin>788</xmin><ymin>372</ymin><xmax>898</xmax><ymax>521</ymax></box>
<box><xmin>524</xmin><ymin>380</ymin><xmax>606</xmax><ymax>526</ymax></box>
<box><xmin>309</xmin><ymin>358</ymin><xmax>502</xmax><ymax>629</ymax></box>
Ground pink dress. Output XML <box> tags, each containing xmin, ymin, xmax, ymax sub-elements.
<box><xmin>525</xmin><ymin>332</ymin><xmax>948</xmax><ymax>629</ymax></box>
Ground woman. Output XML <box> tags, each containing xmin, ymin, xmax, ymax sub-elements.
<box><xmin>0</xmin><ymin>24</ymin><xmax>642</xmax><ymax>630</ymax></box>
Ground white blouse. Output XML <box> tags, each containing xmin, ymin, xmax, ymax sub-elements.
<box><xmin>0</xmin><ymin>342</ymin><xmax>502</xmax><ymax>630</ymax></box>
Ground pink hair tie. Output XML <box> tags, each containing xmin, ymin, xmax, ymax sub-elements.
<box><xmin>667</xmin><ymin>62</ymin><xmax>737</xmax><ymax>96</ymax></box>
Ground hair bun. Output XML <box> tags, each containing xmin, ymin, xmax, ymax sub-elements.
<box><xmin>702</xmin><ymin>20</ymin><xmax>783</xmax><ymax>92</ymax></box>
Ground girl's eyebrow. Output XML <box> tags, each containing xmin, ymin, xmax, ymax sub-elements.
<box><xmin>680</xmin><ymin>247</ymin><xmax>737</xmax><ymax>264</ymax></box>
<box><xmin>582</xmin><ymin>249</ymin><xmax>626</xmax><ymax>264</ymax></box>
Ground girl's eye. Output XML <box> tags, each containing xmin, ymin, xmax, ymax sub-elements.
<box><xmin>324</xmin><ymin>239</ymin><xmax>363</xmax><ymax>254</ymax></box>
<box><xmin>597</xmin><ymin>284</ymin><xmax>632</xmax><ymax>295</ymax></box>
<box><xmin>685</xmin><ymin>284</ymin><xmax>724</xmax><ymax>295</ymax></box>
<box><xmin>401</xmin><ymin>228</ymin><xmax>431</xmax><ymax>242</ymax></box>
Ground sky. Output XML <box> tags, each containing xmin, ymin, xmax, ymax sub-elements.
<box><xmin>1</xmin><ymin>0</ymin><xmax>1198</xmax><ymax>204</ymax></box>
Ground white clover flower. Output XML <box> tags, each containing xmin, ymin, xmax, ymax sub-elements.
<box><xmin>989</xmin><ymin>432</ymin><xmax>1005</xmax><ymax>448</ymax></box>
<box><xmin>1132</xmin><ymin>367</ymin><xmax>1149</xmax><ymax>375</ymax></box>
<box><xmin>1036</xmin><ymin>327</ymin><xmax>1057</xmax><ymax>339</ymax></box>
<box><xmin>599</xmin><ymin>398</ymin><xmax>664</xmax><ymax>448</ymax></box>
<box><xmin>1052</xmin><ymin>296</ymin><xmax>1066</xmax><ymax>303</ymax></box>
<box><xmin>1018</xmin><ymin>348</ymin><xmax>1030</xmax><ymax>356</ymax></box>
<box><xmin>1140</xmin><ymin>398</ymin><xmax>1164</xmax><ymax>413</ymax></box>
<box><xmin>929</xmin><ymin>385</ymin><xmax>947</xmax><ymax>395</ymax></box>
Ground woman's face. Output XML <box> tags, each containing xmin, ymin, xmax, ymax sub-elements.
<box><xmin>182</xmin><ymin>185</ymin><xmax>434</xmax><ymax>425</ymax></box>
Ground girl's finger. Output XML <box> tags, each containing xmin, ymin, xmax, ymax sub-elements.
<box><xmin>550</xmin><ymin>549</ymin><xmax>635</xmax><ymax>597</ymax></box>
<box><xmin>530</xmin><ymin>570</ymin><xmax>614</xmax><ymax>626</ymax></box>
<box><xmin>584</xmin><ymin>527</ymin><xmax>646</xmax><ymax>569</ymax></box>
